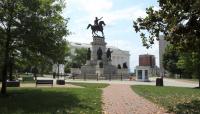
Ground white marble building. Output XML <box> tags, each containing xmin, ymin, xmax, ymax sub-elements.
<box><xmin>52</xmin><ymin>42</ymin><xmax>130</xmax><ymax>74</ymax></box>
<box><xmin>52</xmin><ymin>64</ymin><xmax>65</xmax><ymax>74</ymax></box>
<box><xmin>69</xmin><ymin>42</ymin><xmax>130</xmax><ymax>70</ymax></box>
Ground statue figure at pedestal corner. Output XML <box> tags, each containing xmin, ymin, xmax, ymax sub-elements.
<box><xmin>106</xmin><ymin>48</ymin><xmax>113</xmax><ymax>61</ymax></box>
<box><xmin>117</xmin><ymin>64</ymin><xmax>121</xmax><ymax>69</ymax></box>
<box><xmin>99</xmin><ymin>62</ymin><xmax>103</xmax><ymax>68</ymax></box>
<box><xmin>87</xmin><ymin>17</ymin><xmax>106</xmax><ymax>38</ymax></box>
<box><xmin>87</xmin><ymin>48</ymin><xmax>91</xmax><ymax>60</ymax></box>
<box><xmin>97</xmin><ymin>47</ymin><xmax>103</xmax><ymax>60</ymax></box>
<box><xmin>123</xmin><ymin>62</ymin><xmax>128</xmax><ymax>69</ymax></box>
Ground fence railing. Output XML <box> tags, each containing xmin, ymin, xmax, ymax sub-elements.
<box><xmin>71</xmin><ymin>73</ymin><xmax>130</xmax><ymax>81</ymax></box>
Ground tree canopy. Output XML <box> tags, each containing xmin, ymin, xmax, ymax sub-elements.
<box><xmin>162</xmin><ymin>45</ymin><xmax>182</xmax><ymax>76</ymax></box>
<box><xmin>0</xmin><ymin>0</ymin><xmax>69</xmax><ymax>94</ymax></box>
<box><xmin>133</xmin><ymin>0</ymin><xmax>200</xmax><ymax>87</ymax></box>
<box><xmin>71</xmin><ymin>48</ymin><xmax>87</xmax><ymax>68</ymax></box>
<box><xmin>133</xmin><ymin>0</ymin><xmax>200</xmax><ymax>50</ymax></box>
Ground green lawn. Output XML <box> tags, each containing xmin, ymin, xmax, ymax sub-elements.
<box><xmin>132</xmin><ymin>85</ymin><xmax>200</xmax><ymax>114</ymax></box>
<box><xmin>0</xmin><ymin>83</ymin><xmax>109</xmax><ymax>114</ymax></box>
<box><xmin>68</xmin><ymin>82</ymin><xmax>109</xmax><ymax>89</ymax></box>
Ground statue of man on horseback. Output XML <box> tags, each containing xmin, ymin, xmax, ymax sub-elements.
<box><xmin>87</xmin><ymin>17</ymin><xmax>106</xmax><ymax>38</ymax></box>
<box><xmin>94</xmin><ymin>17</ymin><xmax>103</xmax><ymax>27</ymax></box>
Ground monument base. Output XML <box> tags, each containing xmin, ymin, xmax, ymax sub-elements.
<box><xmin>81</xmin><ymin>62</ymin><xmax>117</xmax><ymax>78</ymax></box>
<box><xmin>81</xmin><ymin>36</ymin><xmax>117</xmax><ymax>78</ymax></box>
<box><xmin>117</xmin><ymin>69</ymin><xmax>129</xmax><ymax>75</ymax></box>
<box><xmin>81</xmin><ymin>65</ymin><xmax>96</xmax><ymax>74</ymax></box>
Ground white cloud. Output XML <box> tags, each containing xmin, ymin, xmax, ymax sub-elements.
<box><xmin>64</xmin><ymin>0</ymin><xmax>159</xmax><ymax>72</ymax></box>
<box><xmin>65</xmin><ymin>0</ymin><xmax>146</xmax><ymax>25</ymax></box>
<box><xmin>101</xmin><ymin>7</ymin><xmax>146</xmax><ymax>24</ymax></box>
<box><xmin>68</xmin><ymin>0</ymin><xmax>113</xmax><ymax>13</ymax></box>
<box><xmin>79</xmin><ymin>0</ymin><xmax>113</xmax><ymax>13</ymax></box>
<box><xmin>66</xmin><ymin>29</ymin><xmax>92</xmax><ymax>44</ymax></box>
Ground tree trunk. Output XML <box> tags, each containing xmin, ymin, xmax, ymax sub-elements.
<box><xmin>1</xmin><ymin>32</ymin><xmax>11</xmax><ymax>95</ymax></box>
<box><xmin>198</xmin><ymin>67</ymin><xmax>200</xmax><ymax>88</ymax></box>
<box><xmin>1</xmin><ymin>2</ymin><xmax>15</xmax><ymax>95</ymax></box>
<box><xmin>9</xmin><ymin>57</ymin><xmax>13</xmax><ymax>81</ymax></box>
<box><xmin>199</xmin><ymin>78</ymin><xmax>200</xmax><ymax>88</ymax></box>
<box><xmin>1</xmin><ymin>54</ymin><xmax>9</xmax><ymax>95</ymax></box>
<box><xmin>196</xmin><ymin>47</ymin><xmax>200</xmax><ymax>88</ymax></box>
<box><xmin>198</xmin><ymin>69</ymin><xmax>200</xmax><ymax>88</ymax></box>
<box><xmin>57</xmin><ymin>64</ymin><xmax>60</xmax><ymax>79</ymax></box>
<box><xmin>41</xmin><ymin>65</ymin><xmax>44</xmax><ymax>77</ymax></box>
<box><xmin>33</xmin><ymin>66</ymin><xmax>38</xmax><ymax>80</ymax></box>
<box><xmin>197</xmin><ymin>54</ymin><xmax>200</xmax><ymax>88</ymax></box>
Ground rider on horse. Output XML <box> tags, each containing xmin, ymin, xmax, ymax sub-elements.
<box><xmin>87</xmin><ymin>17</ymin><xmax>105</xmax><ymax>37</ymax></box>
<box><xmin>94</xmin><ymin>17</ymin><xmax>103</xmax><ymax>27</ymax></box>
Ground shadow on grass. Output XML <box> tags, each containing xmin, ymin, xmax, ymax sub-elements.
<box><xmin>68</xmin><ymin>82</ymin><xmax>109</xmax><ymax>89</ymax></box>
<box><xmin>0</xmin><ymin>88</ymin><xmax>93</xmax><ymax>114</ymax></box>
<box><xmin>169</xmin><ymin>100</ymin><xmax>200</xmax><ymax>114</ymax></box>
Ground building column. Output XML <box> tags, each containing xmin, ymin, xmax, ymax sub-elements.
<box><xmin>136</xmin><ymin>69</ymin><xmax>138</xmax><ymax>79</ymax></box>
<box><xmin>142</xmin><ymin>70</ymin><xmax>145</xmax><ymax>81</ymax></box>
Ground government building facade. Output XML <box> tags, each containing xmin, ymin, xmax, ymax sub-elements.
<box><xmin>69</xmin><ymin>42</ymin><xmax>130</xmax><ymax>70</ymax></box>
<box><xmin>52</xmin><ymin>42</ymin><xmax>130</xmax><ymax>74</ymax></box>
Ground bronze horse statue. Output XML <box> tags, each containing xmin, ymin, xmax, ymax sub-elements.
<box><xmin>87</xmin><ymin>21</ymin><xmax>106</xmax><ymax>37</ymax></box>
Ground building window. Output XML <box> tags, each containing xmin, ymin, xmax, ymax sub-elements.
<box><xmin>138</xmin><ymin>70</ymin><xmax>142</xmax><ymax>79</ymax></box>
<box><xmin>145</xmin><ymin>70</ymin><xmax>148</xmax><ymax>79</ymax></box>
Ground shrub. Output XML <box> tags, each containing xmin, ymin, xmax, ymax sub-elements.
<box><xmin>23</xmin><ymin>77</ymin><xmax>34</xmax><ymax>81</ymax></box>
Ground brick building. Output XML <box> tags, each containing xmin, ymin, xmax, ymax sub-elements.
<box><xmin>139</xmin><ymin>54</ymin><xmax>155</xmax><ymax>67</ymax></box>
<box><xmin>136</xmin><ymin>54</ymin><xmax>158</xmax><ymax>81</ymax></box>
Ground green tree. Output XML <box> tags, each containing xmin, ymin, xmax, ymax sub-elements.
<box><xmin>0</xmin><ymin>46</ymin><xmax>3</xmax><ymax>81</ymax></box>
<box><xmin>71</xmin><ymin>48</ymin><xmax>87</xmax><ymax>68</ymax></box>
<box><xmin>162</xmin><ymin>45</ymin><xmax>183</xmax><ymax>77</ymax></box>
<box><xmin>176</xmin><ymin>53</ymin><xmax>194</xmax><ymax>78</ymax></box>
<box><xmin>0</xmin><ymin>34</ymin><xmax>5</xmax><ymax>81</ymax></box>
<box><xmin>0</xmin><ymin>0</ymin><xmax>69</xmax><ymax>94</ymax></box>
<box><xmin>64</xmin><ymin>62</ymin><xmax>71</xmax><ymax>73</ymax></box>
<box><xmin>133</xmin><ymin>0</ymin><xmax>200</xmax><ymax>87</ymax></box>
<box><xmin>63</xmin><ymin>48</ymin><xmax>87</xmax><ymax>73</ymax></box>
<box><xmin>51</xmin><ymin>40</ymin><xmax>70</xmax><ymax>77</ymax></box>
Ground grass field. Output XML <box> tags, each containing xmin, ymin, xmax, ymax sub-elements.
<box><xmin>132</xmin><ymin>85</ymin><xmax>200</xmax><ymax>114</ymax></box>
<box><xmin>68</xmin><ymin>82</ymin><xmax>109</xmax><ymax>89</ymax></box>
<box><xmin>0</xmin><ymin>83</ymin><xmax>109</xmax><ymax>114</ymax></box>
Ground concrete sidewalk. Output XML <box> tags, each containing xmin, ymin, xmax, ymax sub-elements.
<box><xmin>66</xmin><ymin>77</ymin><xmax>198</xmax><ymax>88</ymax></box>
<box><xmin>1</xmin><ymin>76</ymin><xmax>198</xmax><ymax>88</ymax></box>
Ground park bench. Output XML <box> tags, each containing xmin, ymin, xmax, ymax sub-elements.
<box><xmin>56</xmin><ymin>80</ymin><xmax>65</xmax><ymax>85</ymax></box>
<box><xmin>36</xmin><ymin>80</ymin><xmax>53</xmax><ymax>87</ymax></box>
<box><xmin>6</xmin><ymin>80</ymin><xmax>20</xmax><ymax>87</ymax></box>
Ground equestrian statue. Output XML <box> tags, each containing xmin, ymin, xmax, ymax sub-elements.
<box><xmin>87</xmin><ymin>17</ymin><xmax>106</xmax><ymax>37</ymax></box>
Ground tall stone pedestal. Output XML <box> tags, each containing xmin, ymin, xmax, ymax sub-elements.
<box><xmin>81</xmin><ymin>36</ymin><xmax>117</xmax><ymax>77</ymax></box>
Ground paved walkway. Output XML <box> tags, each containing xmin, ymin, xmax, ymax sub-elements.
<box><xmin>102</xmin><ymin>84</ymin><xmax>168</xmax><ymax>114</ymax></box>
<box><xmin>18</xmin><ymin>76</ymin><xmax>199</xmax><ymax>88</ymax></box>
<box><xmin>66</xmin><ymin>77</ymin><xmax>198</xmax><ymax>88</ymax></box>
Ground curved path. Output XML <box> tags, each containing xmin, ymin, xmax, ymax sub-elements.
<box><xmin>102</xmin><ymin>84</ymin><xmax>168</xmax><ymax>114</ymax></box>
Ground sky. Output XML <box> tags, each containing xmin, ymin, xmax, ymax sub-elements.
<box><xmin>62</xmin><ymin>0</ymin><xmax>159</xmax><ymax>72</ymax></box>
